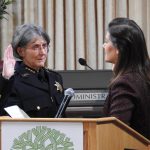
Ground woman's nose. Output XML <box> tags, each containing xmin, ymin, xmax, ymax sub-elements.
<box><xmin>39</xmin><ymin>47</ymin><xmax>47</xmax><ymax>54</ymax></box>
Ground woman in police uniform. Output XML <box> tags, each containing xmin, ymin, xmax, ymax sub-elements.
<box><xmin>0</xmin><ymin>24</ymin><xmax>64</xmax><ymax>118</ymax></box>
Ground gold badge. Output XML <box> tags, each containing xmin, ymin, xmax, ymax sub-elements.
<box><xmin>54</xmin><ymin>81</ymin><xmax>63</xmax><ymax>92</ymax></box>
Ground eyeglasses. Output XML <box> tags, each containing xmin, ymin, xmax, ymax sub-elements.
<box><xmin>25</xmin><ymin>43</ymin><xmax>49</xmax><ymax>52</ymax></box>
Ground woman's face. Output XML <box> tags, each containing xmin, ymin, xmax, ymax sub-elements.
<box><xmin>103</xmin><ymin>32</ymin><xmax>119</xmax><ymax>64</ymax></box>
<box><xmin>17</xmin><ymin>37</ymin><xmax>48</xmax><ymax>70</ymax></box>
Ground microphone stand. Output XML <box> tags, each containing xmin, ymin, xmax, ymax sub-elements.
<box><xmin>55</xmin><ymin>96</ymin><xmax>70</xmax><ymax>118</ymax></box>
<box><xmin>55</xmin><ymin>88</ymin><xmax>74</xmax><ymax>118</ymax></box>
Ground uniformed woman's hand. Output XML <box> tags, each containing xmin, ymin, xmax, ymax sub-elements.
<box><xmin>2</xmin><ymin>45</ymin><xmax>16</xmax><ymax>79</ymax></box>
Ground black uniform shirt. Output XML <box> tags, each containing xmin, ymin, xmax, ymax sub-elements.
<box><xmin>0</xmin><ymin>62</ymin><xmax>64</xmax><ymax>118</ymax></box>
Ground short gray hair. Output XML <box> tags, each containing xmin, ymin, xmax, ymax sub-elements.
<box><xmin>11</xmin><ymin>24</ymin><xmax>50</xmax><ymax>59</ymax></box>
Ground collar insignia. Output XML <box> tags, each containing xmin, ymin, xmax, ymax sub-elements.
<box><xmin>54</xmin><ymin>81</ymin><xmax>63</xmax><ymax>92</ymax></box>
<box><xmin>25</xmin><ymin>67</ymin><xmax>37</xmax><ymax>73</ymax></box>
<box><xmin>21</xmin><ymin>73</ymin><xmax>30</xmax><ymax>77</ymax></box>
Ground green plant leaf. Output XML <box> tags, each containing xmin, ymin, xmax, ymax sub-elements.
<box><xmin>0</xmin><ymin>0</ymin><xmax>14</xmax><ymax>20</ymax></box>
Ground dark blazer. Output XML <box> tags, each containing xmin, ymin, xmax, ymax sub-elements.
<box><xmin>103</xmin><ymin>72</ymin><xmax>150</xmax><ymax>140</ymax></box>
<box><xmin>0</xmin><ymin>63</ymin><xmax>64</xmax><ymax>118</ymax></box>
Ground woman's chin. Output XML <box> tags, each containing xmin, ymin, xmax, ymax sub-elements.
<box><xmin>105</xmin><ymin>58</ymin><xmax>114</xmax><ymax>64</ymax></box>
<box><xmin>105</xmin><ymin>59</ymin><xmax>111</xmax><ymax>63</ymax></box>
<box><xmin>37</xmin><ymin>63</ymin><xmax>45</xmax><ymax>68</ymax></box>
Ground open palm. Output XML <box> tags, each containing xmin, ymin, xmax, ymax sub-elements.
<box><xmin>2</xmin><ymin>45</ymin><xmax>16</xmax><ymax>79</ymax></box>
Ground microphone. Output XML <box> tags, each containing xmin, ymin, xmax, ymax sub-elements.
<box><xmin>55</xmin><ymin>88</ymin><xmax>75</xmax><ymax>118</ymax></box>
<box><xmin>78</xmin><ymin>58</ymin><xmax>94</xmax><ymax>70</ymax></box>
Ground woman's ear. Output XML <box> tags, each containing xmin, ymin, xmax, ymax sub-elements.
<box><xmin>16</xmin><ymin>47</ymin><xmax>25</xmax><ymax>58</ymax></box>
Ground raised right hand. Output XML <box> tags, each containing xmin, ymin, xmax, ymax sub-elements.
<box><xmin>2</xmin><ymin>45</ymin><xmax>16</xmax><ymax>79</ymax></box>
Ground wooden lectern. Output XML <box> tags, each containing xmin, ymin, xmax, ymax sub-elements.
<box><xmin>0</xmin><ymin>117</ymin><xmax>150</xmax><ymax>150</ymax></box>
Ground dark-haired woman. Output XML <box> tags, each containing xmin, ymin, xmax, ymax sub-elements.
<box><xmin>103</xmin><ymin>17</ymin><xmax>150</xmax><ymax>139</ymax></box>
<box><xmin>0</xmin><ymin>24</ymin><xmax>64</xmax><ymax>118</ymax></box>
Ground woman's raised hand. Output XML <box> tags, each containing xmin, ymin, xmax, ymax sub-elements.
<box><xmin>2</xmin><ymin>45</ymin><xmax>16</xmax><ymax>79</ymax></box>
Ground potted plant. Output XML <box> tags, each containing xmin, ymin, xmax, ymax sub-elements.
<box><xmin>0</xmin><ymin>0</ymin><xmax>14</xmax><ymax>20</ymax></box>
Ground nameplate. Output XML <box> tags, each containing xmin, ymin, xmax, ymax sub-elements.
<box><xmin>71</xmin><ymin>89</ymin><xmax>108</xmax><ymax>101</ymax></box>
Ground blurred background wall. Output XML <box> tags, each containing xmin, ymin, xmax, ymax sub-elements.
<box><xmin>0</xmin><ymin>0</ymin><xmax>150</xmax><ymax>70</ymax></box>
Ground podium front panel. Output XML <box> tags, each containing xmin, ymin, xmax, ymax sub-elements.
<box><xmin>1</xmin><ymin>121</ymin><xmax>83</xmax><ymax>150</ymax></box>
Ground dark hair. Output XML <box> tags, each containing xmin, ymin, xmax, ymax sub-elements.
<box><xmin>11</xmin><ymin>24</ymin><xmax>50</xmax><ymax>59</ymax></box>
<box><xmin>108</xmin><ymin>17</ymin><xmax>150</xmax><ymax>84</ymax></box>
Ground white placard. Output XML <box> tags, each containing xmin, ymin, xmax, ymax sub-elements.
<box><xmin>4</xmin><ymin>105</ymin><xmax>30</xmax><ymax>118</ymax></box>
<box><xmin>1</xmin><ymin>121</ymin><xmax>83</xmax><ymax>150</ymax></box>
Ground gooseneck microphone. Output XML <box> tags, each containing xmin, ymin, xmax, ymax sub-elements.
<box><xmin>78</xmin><ymin>58</ymin><xmax>94</xmax><ymax>70</ymax></box>
<box><xmin>55</xmin><ymin>88</ymin><xmax>75</xmax><ymax>118</ymax></box>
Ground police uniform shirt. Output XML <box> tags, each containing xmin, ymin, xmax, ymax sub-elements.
<box><xmin>0</xmin><ymin>62</ymin><xmax>64</xmax><ymax>118</ymax></box>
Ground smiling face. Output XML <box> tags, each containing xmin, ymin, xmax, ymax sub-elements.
<box><xmin>17</xmin><ymin>36</ymin><xmax>48</xmax><ymax>70</ymax></box>
<box><xmin>103</xmin><ymin>32</ymin><xmax>119</xmax><ymax>64</ymax></box>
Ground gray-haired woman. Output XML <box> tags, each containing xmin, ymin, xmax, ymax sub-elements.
<box><xmin>0</xmin><ymin>24</ymin><xmax>64</xmax><ymax>118</ymax></box>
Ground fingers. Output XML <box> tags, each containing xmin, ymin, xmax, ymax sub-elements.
<box><xmin>4</xmin><ymin>45</ymin><xmax>14</xmax><ymax>60</ymax></box>
<box><xmin>8</xmin><ymin>45</ymin><xmax>14</xmax><ymax>59</ymax></box>
<box><xmin>2</xmin><ymin>45</ymin><xmax>16</xmax><ymax>79</ymax></box>
<box><xmin>4</xmin><ymin>44</ymin><xmax>16</xmax><ymax>64</ymax></box>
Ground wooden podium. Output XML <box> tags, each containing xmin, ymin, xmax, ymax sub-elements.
<box><xmin>0</xmin><ymin>117</ymin><xmax>150</xmax><ymax>150</ymax></box>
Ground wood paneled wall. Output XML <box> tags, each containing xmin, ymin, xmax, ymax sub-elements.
<box><xmin>0</xmin><ymin>0</ymin><xmax>150</xmax><ymax>70</ymax></box>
